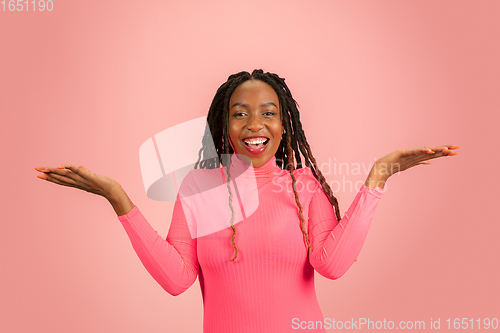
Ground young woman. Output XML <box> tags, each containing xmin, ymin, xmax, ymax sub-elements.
<box><xmin>35</xmin><ymin>69</ymin><xmax>459</xmax><ymax>332</ymax></box>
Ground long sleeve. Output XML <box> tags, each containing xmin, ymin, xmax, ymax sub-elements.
<box><xmin>117</xmin><ymin>196</ymin><xmax>199</xmax><ymax>296</ymax></box>
<box><xmin>308</xmin><ymin>184</ymin><xmax>383</xmax><ymax>280</ymax></box>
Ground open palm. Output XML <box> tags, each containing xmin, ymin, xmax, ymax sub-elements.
<box><xmin>374</xmin><ymin>144</ymin><xmax>459</xmax><ymax>177</ymax></box>
<box><xmin>35</xmin><ymin>164</ymin><xmax>121</xmax><ymax>199</ymax></box>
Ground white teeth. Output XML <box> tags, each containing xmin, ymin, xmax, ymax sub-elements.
<box><xmin>244</xmin><ymin>138</ymin><xmax>268</xmax><ymax>145</ymax></box>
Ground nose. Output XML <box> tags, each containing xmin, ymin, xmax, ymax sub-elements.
<box><xmin>245</xmin><ymin>113</ymin><xmax>264</xmax><ymax>132</ymax></box>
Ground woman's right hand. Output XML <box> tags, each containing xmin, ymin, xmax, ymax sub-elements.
<box><xmin>35</xmin><ymin>164</ymin><xmax>121</xmax><ymax>200</ymax></box>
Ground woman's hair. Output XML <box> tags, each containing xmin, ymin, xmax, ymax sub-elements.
<box><xmin>194</xmin><ymin>69</ymin><xmax>342</xmax><ymax>262</ymax></box>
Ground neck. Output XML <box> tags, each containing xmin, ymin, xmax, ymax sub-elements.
<box><xmin>229</xmin><ymin>154</ymin><xmax>279</xmax><ymax>176</ymax></box>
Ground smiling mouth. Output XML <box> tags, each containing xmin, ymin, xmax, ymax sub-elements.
<box><xmin>242</xmin><ymin>138</ymin><xmax>270</xmax><ymax>148</ymax></box>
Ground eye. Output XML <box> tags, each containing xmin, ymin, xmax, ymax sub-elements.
<box><xmin>232</xmin><ymin>112</ymin><xmax>246</xmax><ymax>117</ymax></box>
<box><xmin>263</xmin><ymin>111</ymin><xmax>277</xmax><ymax>116</ymax></box>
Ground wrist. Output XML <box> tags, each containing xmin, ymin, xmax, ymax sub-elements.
<box><xmin>364</xmin><ymin>163</ymin><xmax>390</xmax><ymax>189</ymax></box>
<box><xmin>106</xmin><ymin>186</ymin><xmax>135</xmax><ymax>216</ymax></box>
<box><xmin>103</xmin><ymin>183</ymin><xmax>123</xmax><ymax>201</ymax></box>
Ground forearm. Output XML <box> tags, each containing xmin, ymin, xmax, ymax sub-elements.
<box><xmin>106</xmin><ymin>185</ymin><xmax>135</xmax><ymax>216</ymax></box>
<box><xmin>309</xmin><ymin>185</ymin><xmax>383</xmax><ymax>279</ymax></box>
<box><xmin>117</xmin><ymin>205</ymin><xmax>199</xmax><ymax>295</ymax></box>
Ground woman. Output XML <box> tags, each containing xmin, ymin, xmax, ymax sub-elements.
<box><xmin>35</xmin><ymin>69</ymin><xmax>459</xmax><ymax>332</ymax></box>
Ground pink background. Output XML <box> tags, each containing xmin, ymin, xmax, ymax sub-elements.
<box><xmin>2</xmin><ymin>0</ymin><xmax>499</xmax><ymax>332</ymax></box>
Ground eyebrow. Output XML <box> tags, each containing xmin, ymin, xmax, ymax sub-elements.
<box><xmin>230</xmin><ymin>102</ymin><xmax>278</xmax><ymax>109</ymax></box>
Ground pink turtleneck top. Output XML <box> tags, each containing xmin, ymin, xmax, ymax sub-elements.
<box><xmin>117</xmin><ymin>154</ymin><xmax>383</xmax><ymax>332</ymax></box>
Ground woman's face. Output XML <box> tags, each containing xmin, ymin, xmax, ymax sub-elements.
<box><xmin>227</xmin><ymin>79</ymin><xmax>284</xmax><ymax>168</ymax></box>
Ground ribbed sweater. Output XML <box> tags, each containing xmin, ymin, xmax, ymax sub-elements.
<box><xmin>117</xmin><ymin>154</ymin><xmax>383</xmax><ymax>332</ymax></box>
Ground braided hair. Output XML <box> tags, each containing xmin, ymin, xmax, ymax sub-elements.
<box><xmin>194</xmin><ymin>69</ymin><xmax>342</xmax><ymax>262</ymax></box>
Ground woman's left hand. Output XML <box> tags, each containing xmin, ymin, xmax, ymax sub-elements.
<box><xmin>364</xmin><ymin>144</ymin><xmax>459</xmax><ymax>188</ymax></box>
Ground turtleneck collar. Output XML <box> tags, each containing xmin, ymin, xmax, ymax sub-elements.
<box><xmin>229</xmin><ymin>153</ymin><xmax>280</xmax><ymax>177</ymax></box>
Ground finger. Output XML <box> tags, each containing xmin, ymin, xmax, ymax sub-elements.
<box><xmin>51</xmin><ymin>170</ymin><xmax>92</xmax><ymax>189</ymax></box>
<box><xmin>430</xmin><ymin>145</ymin><xmax>460</xmax><ymax>156</ymax></box>
<box><xmin>419</xmin><ymin>145</ymin><xmax>460</xmax><ymax>156</ymax></box>
<box><xmin>399</xmin><ymin>148</ymin><xmax>422</xmax><ymax>157</ymax></box>
<box><xmin>400</xmin><ymin>147</ymin><xmax>434</xmax><ymax>156</ymax></box>
<box><xmin>421</xmin><ymin>150</ymin><xmax>458</xmax><ymax>161</ymax></box>
<box><xmin>430</xmin><ymin>144</ymin><xmax>460</xmax><ymax>152</ymax></box>
<box><xmin>442</xmin><ymin>144</ymin><xmax>460</xmax><ymax>150</ymax></box>
<box><xmin>54</xmin><ymin>164</ymin><xmax>88</xmax><ymax>180</ymax></box>
<box><xmin>436</xmin><ymin>145</ymin><xmax>453</xmax><ymax>153</ymax></box>
<box><xmin>35</xmin><ymin>166</ymin><xmax>51</xmax><ymax>173</ymax></box>
<box><xmin>56</xmin><ymin>165</ymin><xmax>96</xmax><ymax>188</ymax></box>
<box><xmin>58</xmin><ymin>164</ymin><xmax>90</xmax><ymax>177</ymax></box>
<box><xmin>38</xmin><ymin>165</ymin><xmax>74</xmax><ymax>178</ymax></box>
<box><xmin>46</xmin><ymin>170</ymin><xmax>80</xmax><ymax>185</ymax></box>
<box><xmin>43</xmin><ymin>172</ymin><xmax>77</xmax><ymax>188</ymax></box>
<box><xmin>419</xmin><ymin>147</ymin><xmax>436</xmax><ymax>154</ymax></box>
<box><xmin>55</xmin><ymin>165</ymin><xmax>80</xmax><ymax>179</ymax></box>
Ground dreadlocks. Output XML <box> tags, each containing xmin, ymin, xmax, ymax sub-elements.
<box><xmin>194</xmin><ymin>69</ymin><xmax>342</xmax><ymax>262</ymax></box>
